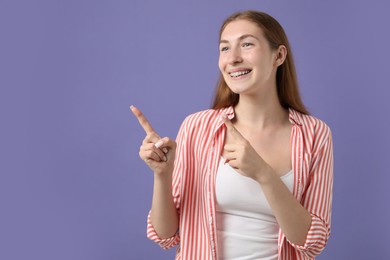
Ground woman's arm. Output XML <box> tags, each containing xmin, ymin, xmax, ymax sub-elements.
<box><xmin>150</xmin><ymin>164</ymin><xmax>179</xmax><ymax>239</ymax></box>
<box><xmin>257</xmin><ymin>166</ymin><xmax>311</xmax><ymax>246</ymax></box>
<box><xmin>131</xmin><ymin>106</ymin><xmax>179</xmax><ymax>239</ymax></box>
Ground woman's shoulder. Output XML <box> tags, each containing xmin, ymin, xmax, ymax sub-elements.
<box><xmin>180</xmin><ymin>107</ymin><xmax>229</xmax><ymax>132</ymax></box>
<box><xmin>185</xmin><ymin>108</ymin><xmax>222</xmax><ymax>120</ymax></box>
<box><xmin>182</xmin><ymin>108</ymin><xmax>223</xmax><ymax>126</ymax></box>
<box><xmin>290</xmin><ymin>108</ymin><xmax>332</xmax><ymax>140</ymax></box>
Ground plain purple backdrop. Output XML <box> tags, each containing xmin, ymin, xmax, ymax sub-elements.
<box><xmin>1</xmin><ymin>0</ymin><xmax>389</xmax><ymax>259</ymax></box>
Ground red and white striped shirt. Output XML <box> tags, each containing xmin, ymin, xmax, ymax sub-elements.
<box><xmin>147</xmin><ymin>106</ymin><xmax>333</xmax><ymax>259</ymax></box>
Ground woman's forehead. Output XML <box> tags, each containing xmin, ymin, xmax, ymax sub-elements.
<box><xmin>220</xmin><ymin>20</ymin><xmax>264</xmax><ymax>41</ymax></box>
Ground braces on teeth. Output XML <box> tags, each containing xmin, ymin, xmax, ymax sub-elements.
<box><xmin>230</xmin><ymin>70</ymin><xmax>251</xmax><ymax>77</ymax></box>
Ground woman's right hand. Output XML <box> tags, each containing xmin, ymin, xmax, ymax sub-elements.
<box><xmin>130</xmin><ymin>105</ymin><xmax>176</xmax><ymax>176</ymax></box>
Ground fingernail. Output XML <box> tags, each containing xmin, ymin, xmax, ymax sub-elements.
<box><xmin>162</xmin><ymin>148</ymin><xmax>168</xmax><ymax>154</ymax></box>
<box><xmin>163</xmin><ymin>156</ymin><xmax>167</xmax><ymax>162</ymax></box>
<box><xmin>130</xmin><ymin>105</ymin><xmax>135</xmax><ymax>111</ymax></box>
<box><xmin>221</xmin><ymin>113</ymin><xmax>227</xmax><ymax>119</ymax></box>
<box><xmin>154</xmin><ymin>140</ymin><xmax>164</xmax><ymax>148</ymax></box>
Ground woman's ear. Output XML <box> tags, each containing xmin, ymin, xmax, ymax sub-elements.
<box><xmin>275</xmin><ymin>45</ymin><xmax>287</xmax><ymax>67</ymax></box>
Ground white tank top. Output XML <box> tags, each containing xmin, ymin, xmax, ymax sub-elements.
<box><xmin>216</xmin><ymin>157</ymin><xmax>294</xmax><ymax>260</ymax></box>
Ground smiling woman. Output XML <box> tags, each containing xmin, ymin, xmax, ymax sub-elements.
<box><xmin>213</xmin><ymin>11</ymin><xmax>308</xmax><ymax>116</ymax></box>
<box><xmin>132</xmin><ymin>10</ymin><xmax>333</xmax><ymax>260</ymax></box>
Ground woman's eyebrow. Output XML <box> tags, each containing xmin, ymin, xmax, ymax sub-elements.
<box><xmin>219</xmin><ymin>34</ymin><xmax>259</xmax><ymax>44</ymax></box>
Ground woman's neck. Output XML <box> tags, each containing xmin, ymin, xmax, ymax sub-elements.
<box><xmin>233</xmin><ymin>94</ymin><xmax>289</xmax><ymax>130</ymax></box>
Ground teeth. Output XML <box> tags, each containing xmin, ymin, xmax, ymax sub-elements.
<box><xmin>230</xmin><ymin>70</ymin><xmax>251</xmax><ymax>78</ymax></box>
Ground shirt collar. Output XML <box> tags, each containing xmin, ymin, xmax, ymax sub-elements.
<box><xmin>213</xmin><ymin>106</ymin><xmax>235</xmax><ymax>135</ymax></box>
<box><xmin>288</xmin><ymin>108</ymin><xmax>303</xmax><ymax>126</ymax></box>
<box><xmin>215</xmin><ymin>106</ymin><xmax>303</xmax><ymax>130</ymax></box>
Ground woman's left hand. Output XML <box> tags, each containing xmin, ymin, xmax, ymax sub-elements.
<box><xmin>221</xmin><ymin>113</ymin><xmax>271</xmax><ymax>182</ymax></box>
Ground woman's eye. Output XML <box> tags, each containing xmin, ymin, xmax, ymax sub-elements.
<box><xmin>242</xmin><ymin>43</ymin><xmax>253</xmax><ymax>47</ymax></box>
<box><xmin>220</xmin><ymin>46</ymin><xmax>229</xmax><ymax>52</ymax></box>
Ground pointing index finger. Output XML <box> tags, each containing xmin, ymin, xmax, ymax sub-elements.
<box><xmin>130</xmin><ymin>105</ymin><xmax>156</xmax><ymax>134</ymax></box>
<box><xmin>221</xmin><ymin>112</ymin><xmax>245</xmax><ymax>140</ymax></box>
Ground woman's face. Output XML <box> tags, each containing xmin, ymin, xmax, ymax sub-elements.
<box><xmin>218</xmin><ymin>19</ymin><xmax>280</xmax><ymax>97</ymax></box>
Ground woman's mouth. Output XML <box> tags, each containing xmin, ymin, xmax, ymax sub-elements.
<box><xmin>229</xmin><ymin>70</ymin><xmax>252</xmax><ymax>78</ymax></box>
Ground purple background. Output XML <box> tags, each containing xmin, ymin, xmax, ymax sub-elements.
<box><xmin>1</xmin><ymin>0</ymin><xmax>389</xmax><ymax>259</ymax></box>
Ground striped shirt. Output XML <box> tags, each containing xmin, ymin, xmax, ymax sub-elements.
<box><xmin>147</xmin><ymin>106</ymin><xmax>334</xmax><ymax>260</ymax></box>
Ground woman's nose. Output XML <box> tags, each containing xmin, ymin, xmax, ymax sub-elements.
<box><xmin>227</xmin><ymin>47</ymin><xmax>243</xmax><ymax>64</ymax></box>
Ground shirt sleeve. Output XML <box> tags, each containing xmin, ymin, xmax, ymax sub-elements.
<box><xmin>288</xmin><ymin>129</ymin><xmax>334</xmax><ymax>258</ymax></box>
<box><xmin>146</xmin><ymin>210</ymin><xmax>180</xmax><ymax>249</ymax></box>
<box><xmin>146</xmin><ymin>117</ymin><xmax>189</xmax><ymax>250</ymax></box>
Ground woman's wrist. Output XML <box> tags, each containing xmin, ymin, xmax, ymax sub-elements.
<box><xmin>154</xmin><ymin>169</ymin><xmax>173</xmax><ymax>181</ymax></box>
<box><xmin>255</xmin><ymin>164</ymin><xmax>275</xmax><ymax>185</ymax></box>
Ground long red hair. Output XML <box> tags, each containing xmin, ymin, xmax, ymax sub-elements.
<box><xmin>211</xmin><ymin>11</ymin><xmax>309</xmax><ymax>115</ymax></box>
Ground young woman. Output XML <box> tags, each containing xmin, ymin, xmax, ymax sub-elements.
<box><xmin>131</xmin><ymin>10</ymin><xmax>333</xmax><ymax>260</ymax></box>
